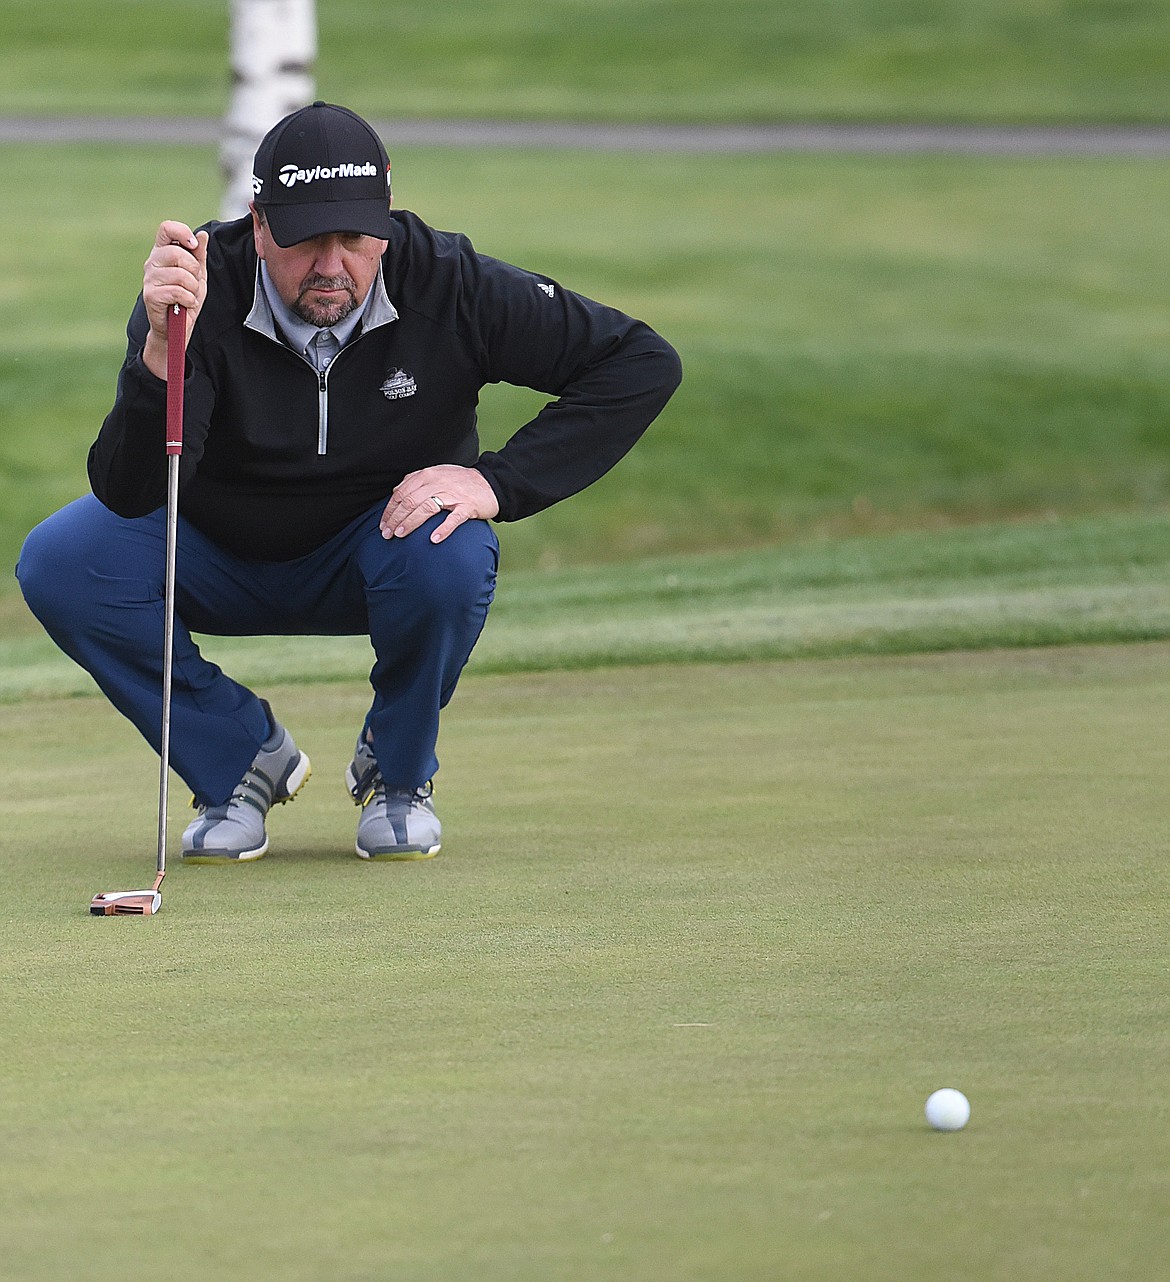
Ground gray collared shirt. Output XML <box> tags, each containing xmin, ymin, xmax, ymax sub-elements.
<box><xmin>259</xmin><ymin>260</ymin><xmax>374</xmax><ymax>367</ymax></box>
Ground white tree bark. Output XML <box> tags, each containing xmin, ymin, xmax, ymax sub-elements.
<box><xmin>220</xmin><ymin>0</ymin><xmax>317</xmax><ymax>220</ymax></box>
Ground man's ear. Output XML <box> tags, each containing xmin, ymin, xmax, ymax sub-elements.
<box><xmin>249</xmin><ymin>201</ymin><xmax>266</xmax><ymax>259</ymax></box>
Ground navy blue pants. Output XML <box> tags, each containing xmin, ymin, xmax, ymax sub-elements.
<box><xmin>17</xmin><ymin>495</ymin><xmax>498</xmax><ymax>807</ymax></box>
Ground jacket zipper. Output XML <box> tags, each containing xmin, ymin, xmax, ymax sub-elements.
<box><xmin>317</xmin><ymin>366</ymin><xmax>329</xmax><ymax>455</ymax></box>
<box><xmin>249</xmin><ymin>333</ymin><xmax>339</xmax><ymax>456</ymax></box>
<box><xmin>244</xmin><ymin>263</ymin><xmax>399</xmax><ymax>460</ymax></box>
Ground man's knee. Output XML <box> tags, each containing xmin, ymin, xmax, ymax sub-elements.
<box><xmin>17</xmin><ymin>498</ymin><xmax>159</xmax><ymax>630</ymax></box>
<box><xmin>365</xmin><ymin>518</ymin><xmax>498</xmax><ymax>616</ymax></box>
<box><xmin>17</xmin><ymin>509</ymin><xmax>83</xmax><ymax>624</ymax></box>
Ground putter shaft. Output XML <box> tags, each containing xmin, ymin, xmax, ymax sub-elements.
<box><xmin>90</xmin><ymin>303</ymin><xmax>183</xmax><ymax>916</ymax></box>
<box><xmin>157</xmin><ymin>301</ymin><xmax>185</xmax><ymax>886</ymax></box>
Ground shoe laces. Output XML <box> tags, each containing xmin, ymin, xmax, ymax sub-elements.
<box><xmin>351</xmin><ymin>757</ymin><xmax>432</xmax><ymax>810</ymax></box>
<box><xmin>191</xmin><ymin>763</ymin><xmax>279</xmax><ymax>817</ymax></box>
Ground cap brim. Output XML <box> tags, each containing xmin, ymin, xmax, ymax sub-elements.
<box><xmin>264</xmin><ymin>199</ymin><xmax>394</xmax><ymax>248</ymax></box>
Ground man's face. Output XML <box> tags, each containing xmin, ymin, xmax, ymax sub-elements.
<box><xmin>252</xmin><ymin>208</ymin><xmax>388</xmax><ymax>327</ymax></box>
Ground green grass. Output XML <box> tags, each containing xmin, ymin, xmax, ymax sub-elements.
<box><xmin>5</xmin><ymin>509</ymin><xmax>1170</xmax><ymax>702</ymax></box>
<box><xmin>4</xmin><ymin>144</ymin><xmax>1170</xmax><ymax>580</ymax></box>
<box><xmin>5</xmin><ymin>10</ymin><xmax>1169</xmax><ymax>1270</ymax></box>
<box><xmin>3</xmin><ymin>646</ymin><xmax>1169</xmax><ymax>1280</ymax></box>
<box><xmin>2</xmin><ymin>0</ymin><xmax>1169</xmax><ymax>122</ymax></box>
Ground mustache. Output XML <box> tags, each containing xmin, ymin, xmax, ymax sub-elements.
<box><xmin>298</xmin><ymin>273</ymin><xmax>357</xmax><ymax>300</ymax></box>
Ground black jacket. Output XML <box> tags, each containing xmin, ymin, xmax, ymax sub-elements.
<box><xmin>88</xmin><ymin>210</ymin><xmax>682</xmax><ymax>561</ymax></box>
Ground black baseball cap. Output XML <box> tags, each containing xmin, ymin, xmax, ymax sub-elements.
<box><xmin>251</xmin><ymin>102</ymin><xmax>393</xmax><ymax>247</ymax></box>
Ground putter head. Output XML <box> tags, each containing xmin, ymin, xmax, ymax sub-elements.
<box><xmin>90</xmin><ymin>889</ymin><xmax>163</xmax><ymax>916</ymax></box>
<box><xmin>90</xmin><ymin>873</ymin><xmax>164</xmax><ymax>916</ymax></box>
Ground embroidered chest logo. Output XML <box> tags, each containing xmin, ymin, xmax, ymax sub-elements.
<box><xmin>380</xmin><ymin>369</ymin><xmax>418</xmax><ymax>401</ymax></box>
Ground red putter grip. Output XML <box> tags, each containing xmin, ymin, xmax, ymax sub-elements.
<box><xmin>165</xmin><ymin>304</ymin><xmax>185</xmax><ymax>456</ymax></box>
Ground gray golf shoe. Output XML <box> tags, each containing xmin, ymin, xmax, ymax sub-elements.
<box><xmin>182</xmin><ymin>707</ymin><xmax>311</xmax><ymax>863</ymax></box>
<box><xmin>345</xmin><ymin>736</ymin><xmax>441</xmax><ymax>860</ymax></box>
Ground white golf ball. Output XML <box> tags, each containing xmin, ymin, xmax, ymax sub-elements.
<box><xmin>925</xmin><ymin>1088</ymin><xmax>970</xmax><ymax>1131</ymax></box>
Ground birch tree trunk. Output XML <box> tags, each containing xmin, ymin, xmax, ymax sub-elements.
<box><xmin>220</xmin><ymin>0</ymin><xmax>317</xmax><ymax>220</ymax></box>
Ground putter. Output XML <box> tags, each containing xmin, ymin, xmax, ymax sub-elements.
<box><xmin>90</xmin><ymin>303</ymin><xmax>185</xmax><ymax>916</ymax></box>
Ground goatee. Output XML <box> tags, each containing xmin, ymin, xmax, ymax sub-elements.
<box><xmin>294</xmin><ymin>274</ymin><xmax>359</xmax><ymax>326</ymax></box>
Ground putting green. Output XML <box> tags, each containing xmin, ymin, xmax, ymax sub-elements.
<box><xmin>1</xmin><ymin>649</ymin><xmax>1167</xmax><ymax>1280</ymax></box>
